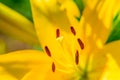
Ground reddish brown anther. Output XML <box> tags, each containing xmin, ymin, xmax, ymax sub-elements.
<box><xmin>77</xmin><ymin>38</ymin><xmax>84</xmax><ymax>49</ymax></box>
<box><xmin>70</xmin><ymin>26</ymin><xmax>76</xmax><ymax>35</ymax></box>
<box><xmin>44</xmin><ymin>46</ymin><xmax>51</xmax><ymax>57</ymax></box>
<box><xmin>52</xmin><ymin>62</ymin><xmax>55</xmax><ymax>72</ymax></box>
<box><xmin>75</xmin><ymin>50</ymin><xmax>79</xmax><ymax>65</ymax></box>
<box><xmin>56</xmin><ymin>29</ymin><xmax>60</xmax><ymax>38</ymax></box>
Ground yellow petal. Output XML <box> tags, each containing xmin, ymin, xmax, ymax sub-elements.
<box><xmin>21</xmin><ymin>67</ymin><xmax>50</xmax><ymax>80</ymax></box>
<box><xmin>89</xmin><ymin>40</ymin><xmax>120</xmax><ymax>80</ymax></box>
<box><xmin>76</xmin><ymin>0</ymin><xmax>120</xmax><ymax>72</ymax></box>
<box><xmin>101</xmin><ymin>54</ymin><xmax>120</xmax><ymax>80</ymax></box>
<box><xmin>99</xmin><ymin>40</ymin><xmax>120</xmax><ymax>67</ymax></box>
<box><xmin>0</xmin><ymin>50</ymin><xmax>51</xmax><ymax>79</ymax></box>
<box><xmin>57</xmin><ymin>0</ymin><xmax>83</xmax><ymax>41</ymax></box>
<box><xmin>22</xmin><ymin>67</ymin><xmax>75</xmax><ymax>80</ymax></box>
<box><xmin>88</xmin><ymin>50</ymin><xmax>107</xmax><ymax>80</ymax></box>
<box><xmin>0</xmin><ymin>66</ymin><xmax>17</xmax><ymax>80</ymax></box>
<box><xmin>31</xmin><ymin>0</ymin><xmax>71</xmax><ymax>31</ymax></box>
<box><xmin>113</xmin><ymin>0</ymin><xmax>120</xmax><ymax>16</ymax></box>
<box><xmin>60</xmin><ymin>0</ymin><xmax>80</xmax><ymax>28</ymax></box>
<box><xmin>79</xmin><ymin>0</ymin><xmax>118</xmax><ymax>49</ymax></box>
<box><xmin>45</xmin><ymin>69</ymin><xmax>74</xmax><ymax>80</ymax></box>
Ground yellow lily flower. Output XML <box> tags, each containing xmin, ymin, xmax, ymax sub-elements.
<box><xmin>0</xmin><ymin>0</ymin><xmax>120</xmax><ymax>80</ymax></box>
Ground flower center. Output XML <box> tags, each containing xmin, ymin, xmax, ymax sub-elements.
<box><xmin>44</xmin><ymin>26</ymin><xmax>89</xmax><ymax>80</ymax></box>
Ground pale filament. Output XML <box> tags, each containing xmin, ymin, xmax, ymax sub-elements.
<box><xmin>52</xmin><ymin>57</ymin><xmax>73</xmax><ymax>68</ymax></box>
<box><xmin>56</xmin><ymin>36</ymin><xmax>75</xmax><ymax>64</ymax></box>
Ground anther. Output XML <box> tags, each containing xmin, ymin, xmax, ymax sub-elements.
<box><xmin>44</xmin><ymin>46</ymin><xmax>51</xmax><ymax>57</ymax></box>
<box><xmin>52</xmin><ymin>62</ymin><xmax>55</xmax><ymax>72</ymax></box>
<box><xmin>70</xmin><ymin>26</ymin><xmax>76</xmax><ymax>35</ymax></box>
<box><xmin>56</xmin><ymin>29</ymin><xmax>60</xmax><ymax>38</ymax></box>
<box><xmin>77</xmin><ymin>38</ymin><xmax>84</xmax><ymax>49</ymax></box>
<box><xmin>75</xmin><ymin>50</ymin><xmax>79</xmax><ymax>65</ymax></box>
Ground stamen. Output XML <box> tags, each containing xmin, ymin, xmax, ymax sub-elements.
<box><xmin>77</xmin><ymin>38</ymin><xmax>84</xmax><ymax>49</ymax></box>
<box><xmin>75</xmin><ymin>50</ymin><xmax>79</xmax><ymax>65</ymax></box>
<box><xmin>70</xmin><ymin>26</ymin><xmax>76</xmax><ymax>35</ymax></box>
<box><xmin>56</xmin><ymin>29</ymin><xmax>60</xmax><ymax>38</ymax></box>
<box><xmin>52</xmin><ymin>62</ymin><xmax>55</xmax><ymax>72</ymax></box>
<box><xmin>44</xmin><ymin>46</ymin><xmax>51</xmax><ymax>57</ymax></box>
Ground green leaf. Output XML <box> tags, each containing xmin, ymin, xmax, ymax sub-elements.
<box><xmin>106</xmin><ymin>11</ymin><xmax>120</xmax><ymax>43</ymax></box>
<box><xmin>0</xmin><ymin>0</ymin><xmax>32</xmax><ymax>21</ymax></box>
<box><xmin>74</xmin><ymin>0</ymin><xmax>84</xmax><ymax>21</ymax></box>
